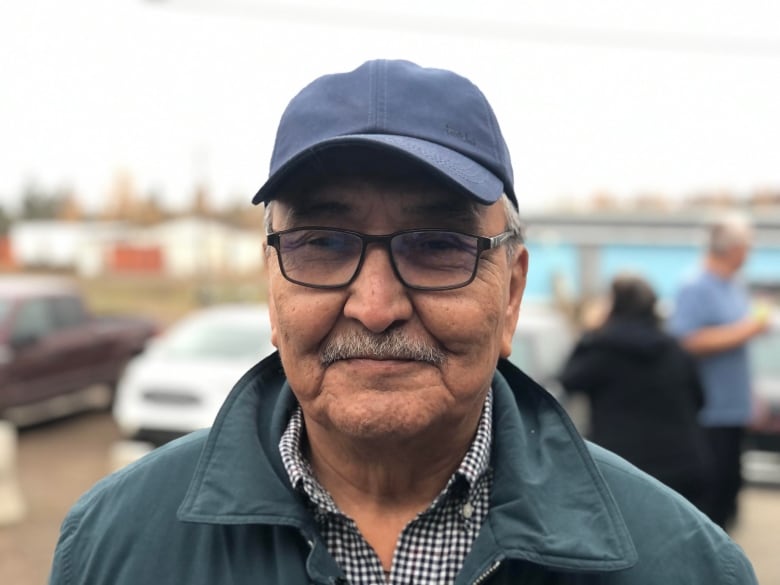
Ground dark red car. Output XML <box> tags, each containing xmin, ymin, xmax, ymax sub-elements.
<box><xmin>0</xmin><ymin>275</ymin><xmax>157</xmax><ymax>425</ymax></box>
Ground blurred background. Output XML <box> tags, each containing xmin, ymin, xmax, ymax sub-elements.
<box><xmin>1</xmin><ymin>1</ymin><xmax>779</xmax><ymax>583</ymax></box>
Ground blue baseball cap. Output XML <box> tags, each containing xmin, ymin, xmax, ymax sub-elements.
<box><xmin>252</xmin><ymin>59</ymin><xmax>516</xmax><ymax>207</ymax></box>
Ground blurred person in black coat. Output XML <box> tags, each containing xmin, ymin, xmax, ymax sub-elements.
<box><xmin>560</xmin><ymin>274</ymin><xmax>712</xmax><ymax>511</ymax></box>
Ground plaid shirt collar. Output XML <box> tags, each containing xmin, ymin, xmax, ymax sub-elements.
<box><xmin>279</xmin><ymin>390</ymin><xmax>493</xmax><ymax>584</ymax></box>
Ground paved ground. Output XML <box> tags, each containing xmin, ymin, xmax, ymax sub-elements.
<box><xmin>1</xmin><ymin>412</ymin><xmax>779</xmax><ymax>585</ymax></box>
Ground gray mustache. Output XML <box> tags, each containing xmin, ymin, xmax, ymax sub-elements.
<box><xmin>320</xmin><ymin>330</ymin><xmax>446</xmax><ymax>366</ymax></box>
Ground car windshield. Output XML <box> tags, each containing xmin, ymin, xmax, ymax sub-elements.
<box><xmin>155</xmin><ymin>317</ymin><xmax>271</xmax><ymax>360</ymax></box>
<box><xmin>752</xmin><ymin>329</ymin><xmax>780</xmax><ymax>378</ymax></box>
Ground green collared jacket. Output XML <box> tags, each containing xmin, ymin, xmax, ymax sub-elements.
<box><xmin>49</xmin><ymin>353</ymin><xmax>756</xmax><ymax>584</ymax></box>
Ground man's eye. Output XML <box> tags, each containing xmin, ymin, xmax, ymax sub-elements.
<box><xmin>421</xmin><ymin>238</ymin><xmax>462</xmax><ymax>251</ymax></box>
<box><xmin>405</xmin><ymin>233</ymin><xmax>472</xmax><ymax>252</ymax></box>
<box><xmin>306</xmin><ymin>235</ymin><xmax>344</xmax><ymax>249</ymax></box>
<box><xmin>285</xmin><ymin>231</ymin><xmax>354</xmax><ymax>253</ymax></box>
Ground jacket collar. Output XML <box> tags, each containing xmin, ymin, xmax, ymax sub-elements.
<box><xmin>178</xmin><ymin>353</ymin><xmax>308</xmax><ymax>526</ymax></box>
<box><xmin>477</xmin><ymin>359</ymin><xmax>637</xmax><ymax>572</ymax></box>
<box><xmin>178</xmin><ymin>353</ymin><xmax>636</xmax><ymax>572</ymax></box>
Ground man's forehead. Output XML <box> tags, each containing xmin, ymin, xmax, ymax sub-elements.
<box><xmin>274</xmin><ymin>176</ymin><xmax>486</xmax><ymax>222</ymax></box>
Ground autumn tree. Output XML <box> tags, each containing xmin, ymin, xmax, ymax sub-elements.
<box><xmin>103</xmin><ymin>170</ymin><xmax>140</xmax><ymax>221</ymax></box>
<box><xmin>57</xmin><ymin>190</ymin><xmax>85</xmax><ymax>221</ymax></box>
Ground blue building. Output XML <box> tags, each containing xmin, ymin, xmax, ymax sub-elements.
<box><xmin>521</xmin><ymin>210</ymin><xmax>780</xmax><ymax>305</ymax></box>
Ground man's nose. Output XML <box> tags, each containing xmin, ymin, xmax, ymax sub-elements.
<box><xmin>342</xmin><ymin>245</ymin><xmax>413</xmax><ymax>333</ymax></box>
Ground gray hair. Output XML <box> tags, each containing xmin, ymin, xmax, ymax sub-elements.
<box><xmin>320</xmin><ymin>328</ymin><xmax>446</xmax><ymax>366</ymax></box>
<box><xmin>708</xmin><ymin>213</ymin><xmax>753</xmax><ymax>256</ymax></box>
<box><xmin>501</xmin><ymin>194</ymin><xmax>525</xmax><ymax>260</ymax></box>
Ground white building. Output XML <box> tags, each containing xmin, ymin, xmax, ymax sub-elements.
<box><xmin>9</xmin><ymin>221</ymin><xmax>127</xmax><ymax>270</ymax></box>
<box><xmin>138</xmin><ymin>217</ymin><xmax>264</xmax><ymax>277</ymax></box>
<box><xmin>9</xmin><ymin>218</ymin><xmax>265</xmax><ymax>277</ymax></box>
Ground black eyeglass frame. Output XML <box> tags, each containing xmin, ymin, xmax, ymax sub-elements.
<box><xmin>266</xmin><ymin>226</ymin><xmax>521</xmax><ymax>291</ymax></box>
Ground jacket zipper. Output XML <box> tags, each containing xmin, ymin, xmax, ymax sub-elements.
<box><xmin>471</xmin><ymin>559</ymin><xmax>502</xmax><ymax>585</ymax></box>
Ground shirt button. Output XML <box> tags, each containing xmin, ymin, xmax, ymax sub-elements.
<box><xmin>462</xmin><ymin>502</ymin><xmax>474</xmax><ymax>519</ymax></box>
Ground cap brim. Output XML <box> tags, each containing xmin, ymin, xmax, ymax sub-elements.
<box><xmin>252</xmin><ymin>134</ymin><xmax>505</xmax><ymax>206</ymax></box>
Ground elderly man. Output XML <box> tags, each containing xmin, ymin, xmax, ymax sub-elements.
<box><xmin>50</xmin><ymin>60</ymin><xmax>755</xmax><ymax>584</ymax></box>
<box><xmin>670</xmin><ymin>214</ymin><xmax>770</xmax><ymax>530</ymax></box>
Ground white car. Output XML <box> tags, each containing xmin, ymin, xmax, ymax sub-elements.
<box><xmin>509</xmin><ymin>305</ymin><xmax>587</xmax><ymax>433</ymax></box>
<box><xmin>113</xmin><ymin>304</ymin><xmax>275</xmax><ymax>445</ymax></box>
<box><xmin>509</xmin><ymin>306</ymin><xmax>575</xmax><ymax>398</ymax></box>
<box><xmin>742</xmin><ymin>312</ymin><xmax>780</xmax><ymax>483</ymax></box>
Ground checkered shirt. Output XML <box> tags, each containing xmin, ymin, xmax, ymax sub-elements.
<box><xmin>279</xmin><ymin>391</ymin><xmax>493</xmax><ymax>585</ymax></box>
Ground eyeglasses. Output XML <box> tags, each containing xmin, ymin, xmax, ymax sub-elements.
<box><xmin>266</xmin><ymin>227</ymin><xmax>519</xmax><ymax>291</ymax></box>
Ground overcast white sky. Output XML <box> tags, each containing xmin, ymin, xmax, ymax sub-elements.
<box><xmin>1</xmin><ymin>0</ymin><xmax>779</xmax><ymax>214</ymax></box>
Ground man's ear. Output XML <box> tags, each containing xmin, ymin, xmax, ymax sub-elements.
<box><xmin>500</xmin><ymin>246</ymin><xmax>529</xmax><ymax>358</ymax></box>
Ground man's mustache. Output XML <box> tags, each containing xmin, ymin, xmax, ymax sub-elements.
<box><xmin>320</xmin><ymin>330</ymin><xmax>446</xmax><ymax>366</ymax></box>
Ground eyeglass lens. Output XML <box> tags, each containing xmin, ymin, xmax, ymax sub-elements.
<box><xmin>276</xmin><ymin>229</ymin><xmax>481</xmax><ymax>289</ymax></box>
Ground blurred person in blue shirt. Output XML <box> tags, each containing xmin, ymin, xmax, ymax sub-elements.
<box><xmin>669</xmin><ymin>213</ymin><xmax>770</xmax><ymax>530</ymax></box>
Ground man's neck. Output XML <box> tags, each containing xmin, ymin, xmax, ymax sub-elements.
<box><xmin>304</xmin><ymin>421</ymin><xmax>473</xmax><ymax>508</ymax></box>
<box><xmin>303</xmin><ymin>421</ymin><xmax>477</xmax><ymax>572</ymax></box>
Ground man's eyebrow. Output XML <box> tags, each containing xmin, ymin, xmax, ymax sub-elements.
<box><xmin>282</xmin><ymin>196</ymin><xmax>482</xmax><ymax>228</ymax></box>
<box><xmin>404</xmin><ymin>200</ymin><xmax>481</xmax><ymax>226</ymax></box>
<box><xmin>285</xmin><ymin>200</ymin><xmax>351</xmax><ymax>223</ymax></box>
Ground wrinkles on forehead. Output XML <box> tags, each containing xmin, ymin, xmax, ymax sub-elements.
<box><xmin>273</xmin><ymin>179</ymin><xmax>485</xmax><ymax>233</ymax></box>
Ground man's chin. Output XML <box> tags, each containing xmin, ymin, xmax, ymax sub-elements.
<box><xmin>320</xmin><ymin>390</ymin><xmax>441</xmax><ymax>438</ymax></box>
<box><xmin>329</xmin><ymin>412</ymin><xmax>431</xmax><ymax>443</ymax></box>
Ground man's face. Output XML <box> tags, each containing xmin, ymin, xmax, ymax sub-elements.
<box><xmin>729</xmin><ymin>243</ymin><xmax>750</xmax><ymax>272</ymax></box>
<box><xmin>265</xmin><ymin>176</ymin><xmax>527</xmax><ymax>442</ymax></box>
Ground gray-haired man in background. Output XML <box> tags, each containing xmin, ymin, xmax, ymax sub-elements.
<box><xmin>671</xmin><ymin>213</ymin><xmax>770</xmax><ymax>530</ymax></box>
